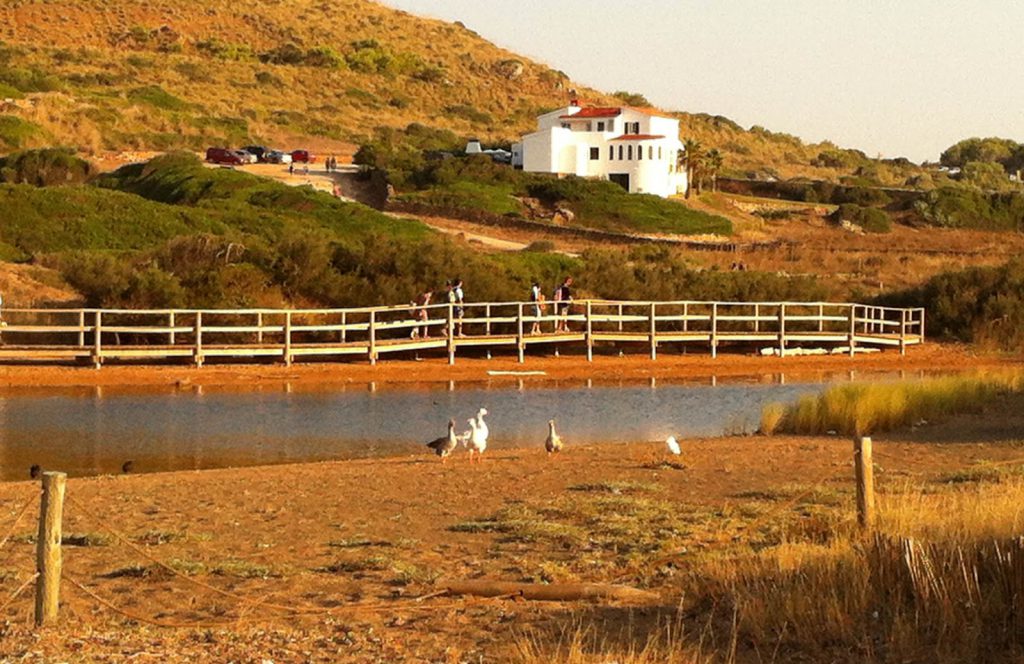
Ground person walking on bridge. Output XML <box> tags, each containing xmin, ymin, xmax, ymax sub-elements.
<box><xmin>553</xmin><ymin>277</ymin><xmax>573</xmax><ymax>333</ymax></box>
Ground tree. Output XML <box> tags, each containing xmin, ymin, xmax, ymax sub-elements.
<box><xmin>682</xmin><ymin>139</ymin><xmax>703</xmax><ymax>199</ymax></box>
<box><xmin>702</xmin><ymin>148</ymin><xmax>724</xmax><ymax>192</ymax></box>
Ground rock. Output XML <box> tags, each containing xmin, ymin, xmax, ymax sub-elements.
<box><xmin>551</xmin><ymin>207</ymin><xmax>575</xmax><ymax>226</ymax></box>
<box><xmin>494</xmin><ymin>59</ymin><xmax>525</xmax><ymax>80</ymax></box>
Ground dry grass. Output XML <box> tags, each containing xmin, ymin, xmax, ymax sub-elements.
<box><xmin>765</xmin><ymin>371</ymin><xmax>1024</xmax><ymax>436</ymax></box>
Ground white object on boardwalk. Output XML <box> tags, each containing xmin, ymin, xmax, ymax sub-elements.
<box><xmin>665</xmin><ymin>436</ymin><xmax>681</xmax><ymax>456</ymax></box>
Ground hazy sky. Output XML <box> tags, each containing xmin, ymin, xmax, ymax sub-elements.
<box><xmin>381</xmin><ymin>1</ymin><xmax>1024</xmax><ymax>163</ymax></box>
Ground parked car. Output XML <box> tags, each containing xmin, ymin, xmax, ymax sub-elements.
<box><xmin>265</xmin><ymin>150</ymin><xmax>293</xmax><ymax>164</ymax></box>
<box><xmin>242</xmin><ymin>145</ymin><xmax>269</xmax><ymax>162</ymax></box>
<box><xmin>232</xmin><ymin>150</ymin><xmax>258</xmax><ymax>165</ymax></box>
<box><xmin>290</xmin><ymin>149</ymin><xmax>314</xmax><ymax>163</ymax></box>
<box><xmin>205</xmin><ymin>147</ymin><xmax>244</xmax><ymax>165</ymax></box>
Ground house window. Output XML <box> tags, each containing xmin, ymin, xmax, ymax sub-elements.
<box><xmin>627</xmin><ymin>145</ymin><xmax>633</xmax><ymax>160</ymax></box>
<box><xmin>618</xmin><ymin>145</ymin><xmax>624</xmax><ymax>160</ymax></box>
<box><xmin>658</xmin><ymin>146</ymin><xmax>663</xmax><ymax>160</ymax></box>
<box><xmin>589</xmin><ymin>147</ymin><xmax>599</xmax><ymax>160</ymax></box>
<box><xmin>597</xmin><ymin>121</ymin><xmax>605</xmax><ymax>131</ymax></box>
<box><xmin>561</xmin><ymin>123</ymin><xmax>570</xmax><ymax>129</ymax></box>
<box><xmin>585</xmin><ymin>122</ymin><xmax>592</xmax><ymax>132</ymax></box>
<box><xmin>607</xmin><ymin>120</ymin><xmax>615</xmax><ymax>133</ymax></box>
<box><xmin>609</xmin><ymin>146</ymin><xmax>614</xmax><ymax>160</ymax></box>
<box><xmin>638</xmin><ymin>144</ymin><xmax>643</xmax><ymax>160</ymax></box>
<box><xmin>628</xmin><ymin>122</ymin><xmax>640</xmax><ymax>134</ymax></box>
<box><xmin>649</xmin><ymin>146</ymin><xmax>654</xmax><ymax>159</ymax></box>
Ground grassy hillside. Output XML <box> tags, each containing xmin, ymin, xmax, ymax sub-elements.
<box><xmin>0</xmin><ymin>0</ymin><xmax>926</xmax><ymax>185</ymax></box>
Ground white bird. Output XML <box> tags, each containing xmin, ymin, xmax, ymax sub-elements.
<box><xmin>665</xmin><ymin>436</ymin><xmax>681</xmax><ymax>456</ymax></box>
<box><xmin>474</xmin><ymin>407</ymin><xmax>489</xmax><ymax>443</ymax></box>
<box><xmin>545</xmin><ymin>419</ymin><xmax>563</xmax><ymax>455</ymax></box>
<box><xmin>426</xmin><ymin>419</ymin><xmax>459</xmax><ymax>463</ymax></box>
<box><xmin>466</xmin><ymin>417</ymin><xmax>488</xmax><ymax>463</ymax></box>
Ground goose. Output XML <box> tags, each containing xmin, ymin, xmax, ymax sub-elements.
<box><xmin>665</xmin><ymin>436</ymin><xmax>681</xmax><ymax>456</ymax></box>
<box><xmin>29</xmin><ymin>464</ymin><xmax>41</xmax><ymax>480</ymax></box>
<box><xmin>466</xmin><ymin>417</ymin><xmax>488</xmax><ymax>463</ymax></box>
<box><xmin>426</xmin><ymin>419</ymin><xmax>459</xmax><ymax>463</ymax></box>
<box><xmin>474</xmin><ymin>408</ymin><xmax>489</xmax><ymax>443</ymax></box>
<box><xmin>545</xmin><ymin>419</ymin><xmax>563</xmax><ymax>455</ymax></box>
<box><xmin>121</xmin><ymin>460</ymin><xmax>135</xmax><ymax>474</ymax></box>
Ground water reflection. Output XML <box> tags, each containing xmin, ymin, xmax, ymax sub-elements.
<box><xmin>0</xmin><ymin>370</ymin><xmax>955</xmax><ymax>481</ymax></box>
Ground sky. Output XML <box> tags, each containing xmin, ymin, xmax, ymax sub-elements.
<box><xmin>380</xmin><ymin>1</ymin><xmax>1024</xmax><ymax>163</ymax></box>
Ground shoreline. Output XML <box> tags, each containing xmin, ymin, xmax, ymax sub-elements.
<box><xmin>0</xmin><ymin>343</ymin><xmax>1015</xmax><ymax>390</ymax></box>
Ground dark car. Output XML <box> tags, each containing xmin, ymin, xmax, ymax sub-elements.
<box><xmin>242</xmin><ymin>145</ymin><xmax>269</xmax><ymax>162</ymax></box>
<box><xmin>205</xmin><ymin>147</ymin><xmax>243</xmax><ymax>165</ymax></box>
<box><xmin>290</xmin><ymin>149</ymin><xmax>314</xmax><ymax>163</ymax></box>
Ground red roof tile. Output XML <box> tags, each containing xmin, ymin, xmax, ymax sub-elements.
<box><xmin>558</xmin><ymin>107</ymin><xmax>623</xmax><ymax>119</ymax></box>
<box><xmin>610</xmin><ymin>134</ymin><xmax>666</xmax><ymax>141</ymax></box>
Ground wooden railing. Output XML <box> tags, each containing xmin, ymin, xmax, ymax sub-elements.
<box><xmin>0</xmin><ymin>301</ymin><xmax>925</xmax><ymax>368</ymax></box>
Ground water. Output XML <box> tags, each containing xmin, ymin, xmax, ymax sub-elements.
<box><xmin>0</xmin><ymin>373</ymin><xmax>912</xmax><ymax>481</ymax></box>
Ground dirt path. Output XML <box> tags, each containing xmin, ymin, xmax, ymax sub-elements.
<box><xmin>0</xmin><ymin>343</ymin><xmax>1013</xmax><ymax>390</ymax></box>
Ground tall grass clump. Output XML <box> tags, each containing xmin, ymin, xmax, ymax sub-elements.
<box><xmin>765</xmin><ymin>371</ymin><xmax>1023</xmax><ymax>436</ymax></box>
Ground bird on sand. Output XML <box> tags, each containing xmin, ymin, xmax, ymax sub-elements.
<box><xmin>474</xmin><ymin>408</ymin><xmax>489</xmax><ymax>443</ymax></box>
<box><xmin>545</xmin><ymin>419</ymin><xmax>563</xmax><ymax>455</ymax></box>
<box><xmin>121</xmin><ymin>460</ymin><xmax>135</xmax><ymax>474</ymax></box>
<box><xmin>29</xmin><ymin>464</ymin><xmax>41</xmax><ymax>479</ymax></box>
<box><xmin>426</xmin><ymin>419</ymin><xmax>459</xmax><ymax>463</ymax></box>
<box><xmin>665</xmin><ymin>436</ymin><xmax>681</xmax><ymax>456</ymax></box>
<box><xmin>465</xmin><ymin>417</ymin><xmax>488</xmax><ymax>463</ymax></box>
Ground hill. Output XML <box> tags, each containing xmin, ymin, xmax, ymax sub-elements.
<box><xmin>0</xmin><ymin>0</ymin><xmax>924</xmax><ymax>184</ymax></box>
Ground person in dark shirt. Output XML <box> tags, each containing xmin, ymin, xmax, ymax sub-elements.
<box><xmin>553</xmin><ymin>276</ymin><xmax>574</xmax><ymax>333</ymax></box>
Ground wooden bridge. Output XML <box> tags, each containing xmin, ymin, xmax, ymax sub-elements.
<box><xmin>0</xmin><ymin>300</ymin><xmax>925</xmax><ymax>368</ymax></box>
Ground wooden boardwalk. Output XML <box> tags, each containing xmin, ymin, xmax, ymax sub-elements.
<box><xmin>0</xmin><ymin>300</ymin><xmax>925</xmax><ymax>368</ymax></box>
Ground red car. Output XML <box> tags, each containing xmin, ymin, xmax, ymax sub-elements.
<box><xmin>290</xmin><ymin>150</ymin><xmax>315</xmax><ymax>163</ymax></box>
<box><xmin>206</xmin><ymin>147</ymin><xmax>244</xmax><ymax>165</ymax></box>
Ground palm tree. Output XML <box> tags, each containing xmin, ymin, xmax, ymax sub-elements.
<box><xmin>682</xmin><ymin>139</ymin><xmax>703</xmax><ymax>199</ymax></box>
<box><xmin>703</xmin><ymin>148</ymin><xmax>724</xmax><ymax>192</ymax></box>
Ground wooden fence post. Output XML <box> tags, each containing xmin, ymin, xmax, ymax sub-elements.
<box><xmin>77</xmin><ymin>311</ymin><xmax>85</xmax><ymax>348</ymax></box>
<box><xmin>617</xmin><ymin>303</ymin><xmax>624</xmax><ymax>333</ymax></box>
<box><xmin>284</xmin><ymin>311</ymin><xmax>293</xmax><ymax>367</ymax></box>
<box><xmin>648</xmin><ymin>302</ymin><xmax>657</xmax><ymax>360</ymax></box>
<box><xmin>710</xmin><ymin>303</ymin><xmax>718</xmax><ymax>359</ymax></box>
<box><xmin>818</xmin><ymin>304</ymin><xmax>825</xmax><ymax>333</ymax></box>
<box><xmin>918</xmin><ymin>308</ymin><xmax>926</xmax><ymax>343</ymax></box>
<box><xmin>585</xmin><ymin>301</ymin><xmax>593</xmax><ymax>362</ymax></box>
<box><xmin>35</xmin><ymin>471</ymin><xmax>66</xmax><ymax>627</ymax></box>
<box><xmin>193</xmin><ymin>312</ymin><xmax>204</xmax><ymax>367</ymax></box>
<box><xmin>169</xmin><ymin>311</ymin><xmax>176</xmax><ymax>346</ymax></box>
<box><xmin>340</xmin><ymin>311</ymin><xmax>347</xmax><ymax>344</ymax></box>
<box><xmin>848</xmin><ymin>305</ymin><xmax>857</xmax><ymax>357</ymax></box>
<box><xmin>257</xmin><ymin>312</ymin><xmax>264</xmax><ymax>345</ymax></box>
<box><xmin>899</xmin><ymin>309</ymin><xmax>907</xmax><ymax>356</ymax></box>
<box><xmin>485</xmin><ymin>304</ymin><xmax>492</xmax><ymax>337</ymax></box>
<box><xmin>854</xmin><ymin>436</ymin><xmax>875</xmax><ymax>529</ymax></box>
<box><xmin>516</xmin><ymin>303</ymin><xmax>525</xmax><ymax>363</ymax></box>
<box><xmin>682</xmin><ymin>302</ymin><xmax>690</xmax><ymax>333</ymax></box>
<box><xmin>368</xmin><ymin>311</ymin><xmax>377</xmax><ymax>366</ymax></box>
<box><xmin>447</xmin><ymin>303</ymin><xmax>456</xmax><ymax>365</ymax></box>
<box><xmin>753</xmin><ymin>303</ymin><xmax>759</xmax><ymax>334</ymax></box>
<box><xmin>778</xmin><ymin>304</ymin><xmax>787</xmax><ymax>356</ymax></box>
<box><xmin>92</xmin><ymin>311</ymin><xmax>102</xmax><ymax>370</ymax></box>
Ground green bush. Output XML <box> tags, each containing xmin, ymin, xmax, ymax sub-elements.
<box><xmin>444</xmin><ymin>104</ymin><xmax>492</xmax><ymax>125</ymax></box>
<box><xmin>127</xmin><ymin>85</ymin><xmax>190</xmax><ymax>111</ymax></box>
<box><xmin>0</xmin><ymin>115</ymin><xmax>44</xmax><ymax>149</ymax></box>
<box><xmin>0</xmin><ymin>148</ymin><xmax>96</xmax><ymax>186</ymax></box>
<box><xmin>832</xmin><ymin>204</ymin><xmax>892</xmax><ymax>233</ymax></box>
<box><xmin>913</xmin><ymin>187</ymin><xmax>1024</xmax><ymax>231</ymax></box>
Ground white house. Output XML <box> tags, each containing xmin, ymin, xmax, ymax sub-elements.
<box><xmin>512</xmin><ymin>103</ymin><xmax>687</xmax><ymax>198</ymax></box>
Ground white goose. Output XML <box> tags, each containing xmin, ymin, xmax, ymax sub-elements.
<box><xmin>474</xmin><ymin>408</ymin><xmax>489</xmax><ymax>443</ymax></box>
<box><xmin>665</xmin><ymin>435</ymin><xmax>682</xmax><ymax>456</ymax></box>
<box><xmin>545</xmin><ymin>419</ymin><xmax>563</xmax><ymax>455</ymax></box>
<box><xmin>466</xmin><ymin>417</ymin><xmax>488</xmax><ymax>463</ymax></box>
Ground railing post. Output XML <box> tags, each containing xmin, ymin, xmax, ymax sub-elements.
<box><xmin>368</xmin><ymin>311</ymin><xmax>377</xmax><ymax>366</ymax></box>
<box><xmin>585</xmin><ymin>300</ymin><xmax>593</xmax><ymax>362</ymax></box>
<box><xmin>899</xmin><ymin>309</ymin><xmax>907</xmax><ymax>356</ymax></box>
<box><xmin>854</xmin><ymin>436</ymin><xmax>875</xmax><ymax>529</ymax></box>
<box><xmin>918</xmin><ymin>308</ymin><xmax>926</xmax><ymax>343</ymax></box>
<box><xmin>194</xmin><ymin>311</ymin><xmax>204</xmax><ymax>367</ymax></box>
<box><xmin>447</xmin><ymin>303</ymin><xmax>456</xmax><ymax>365</ymax></box>
<box><xmin>35</xmin><ymin>471</ymin><xmax>66</xmax><ymax>627</ymax></box>
<box><xmin>778</xmin><ymin>304</ymin><xmax>786</xmax><ymax>356</ymax></box>
<box><xmin>617</xmin><ymin>303</ymin><xmax>624</xmax><ymax>333</ymax></box>
<box><xmin>710</xmin><ymin>303</ymin><xmax>718</xmax><ymax>359</ymax></box>
<box><xmin>649</xmin><ymin>302</ymin><xmax>657</xmax><ymax>360</ymax></box>
<box><xmin>516</xmin><ymin>302</ymin><xmax>525</xmax><ymax>364</ymax></box>
<box><xmin>92</xmin><ymin>311</ymin><xmax>102</xmax><ymax>370</ymax></box>
<box><xmin>77</xmin><ymin>311</ymin><xmax>85</xmax><ymax>347</ymax></box>
<box><xmin>169</xmin><ymin>311</ymin><xmax>176</xmax><ymax>346</ymax></box>
<box><xmin>284</xmin><ymin>311</ymin><xmax>293</xmax><ymax>366</ymax></box>
<box><xmin>818</xmin><ymin>304</ymin><xmax>825</xmax><ymax>333</ymax></box>
<box><xmin>848</xmin><ymin>305</ymin><xmax>857</xmax><ymax>357</ymax></box>
<box><xmin>485</xmin><ymin>304</ymin><xmax>492</xmax><ymax>337</ymax></box>
<box><xmin>752</xmin><ymin>303</ymin><xmax>759</xmax><ymax>334</ymax></box>
<box><xmin>340</xmin><ymin>311</ymin><xmax>347</xmax><ymax>344</ymax></box>
<box><xmin>257</xmin><ymin>312</ymin><xmax>264</xmax><ymax>345</ymax></box>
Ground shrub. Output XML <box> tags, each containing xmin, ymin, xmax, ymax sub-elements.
<box><xmin>913</xmin><ymin>187</ymin><xmax>1024</xmax><ymax>231</ymax></box>
<box><xmin>613</xmin><ymin>91</ymin><xmax>652</xmax><ymax>107</ymax></box>
<box><xmin>127</xmin><ymin>85</ymin><xmax>190</xmax><ymax>111</ymax></box>
<box><xmin>0</xmin><ymin>148</ymin><xmax>97</xmax><ymax>186</ymax></box>
<box><xmin>0</xmin><ymin>115</ymin><xmax>43</xmax><ymax>149</ymax></box>
<box><xmin>831</xmin><ymin>204</ymin><xmax>892</xmax><ymax>233</ymax></box>
<box><xmin>444</xmin><ymin>104</ymin><xmax>492</xmax><ymax>125</ymax></box>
